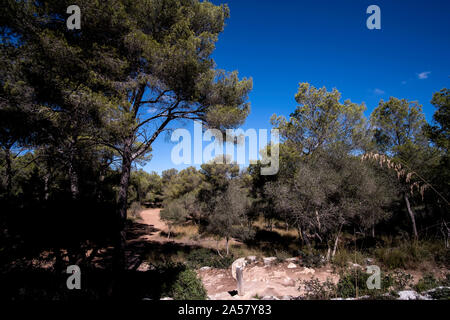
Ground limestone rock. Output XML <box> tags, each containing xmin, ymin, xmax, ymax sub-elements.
<box><xmin>263</xmin><ymin>257</ymin><xmax>277</xmax><ymax>266</ymax></box>
<box><xmin>287</xmin><ymin>262</ymin><xmax>297</xmax><ymax>269</ymax></box>
<box><xmin>231</xmin><ymin>257</ymin><xmax>247</xmax><ymax>279</ymax></box>
<box><xmin>137</xmin><ymin>262</ymin><xmax>153</xmax><ymax>272</ymax></box>
<box><xmin>282</xmin><ymin>277</ymin><xmax>296</xmax><ymax>287</ymax></box>
<box><xmin>299</xmin><ymin>267</ymin><xmax>315</xmax><ymax>274</ymax></box>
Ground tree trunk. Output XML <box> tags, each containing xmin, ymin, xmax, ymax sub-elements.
<box><xmin>216</xmin><ymin>240</ymin><xmax>223</xmax><ymax>258</ymax></box>
<box><xmin>226</xmin><ymin>237</ymin><xmax>229</xmax><ymax>256</ymax></box>
<box><xmin>113</xmin><ymin>140</ymin><xmax>133</xmax><ymax>273</ymax></box>
<box><xmin>331</xmin><ymin>232</ymin><xmax>340</xmax><ymax>260</ymax></box>
<box><xmin>4</xmin><ymin>146</ymin><xmax>12</xmax><ymax>196</ymax></box>
<box><xmin>404</xmin><ymin>193</ymin><xmax>418</xmax><ymax>240</ymax></box>
<box><xmin>43</xmin><ymin>173</ymin><xmax>50</xmax><ymax>201</ymax></box>
<box><xmin>68</xmin><ymin>161</ymin><xmax>79</xmax><ymax>199</ymax></box>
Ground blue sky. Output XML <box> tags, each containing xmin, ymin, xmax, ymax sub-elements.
<box><xmin>142</xmin><ymin>0</ymin><xmax>450</xmax><ymax>174</ymax></box>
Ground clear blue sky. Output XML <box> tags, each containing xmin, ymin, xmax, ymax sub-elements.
<box><xmin>142</xmin><ymin>0</ymin><xmax>450</xmax><ymax>174</ymax></box>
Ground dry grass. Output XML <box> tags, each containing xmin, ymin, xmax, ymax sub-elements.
<box><xmin>253</xmin><ymin>216</ymin><xmax>298</xmax><ymax>238</ymax></box>
<box><xmin>173</xmin><ymin>224</ymin><xmax>200</xmax><ymax>240</ymax></box>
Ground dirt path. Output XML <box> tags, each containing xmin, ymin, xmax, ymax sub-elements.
<box><xmin>139</xmin><ymin>208</ymin><xmax>168</xmax><ymax>236</ymax></box>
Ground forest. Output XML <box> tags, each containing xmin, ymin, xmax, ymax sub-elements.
<box><xmin>0</xmin><ymin>0</ymin><xmax>449</xmax><ymax>300</ymax></box>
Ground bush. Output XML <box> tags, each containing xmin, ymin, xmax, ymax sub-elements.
<box><xmin>129</xmin><ymin>201</ymin><xmax>142</xmax><ymax>219</ymax></box>
<box><xmin>374</xmin><ymin>247</ymin><xmax>409</xmax><ymax>269</ymax></box>
<box><xmin>298</xmin><ymin>249</ymin><xmax>325</xmax><ymax>268</ymax></box>
<box><xmin>414</xmin><ymin>273</ymin><xmax>439</xmax><ymax>293</ymax></box>
<box><xmin>170</xmin><ymin>268</ymin><xmax>207</xmax><ymax>300</ymax></box>
<box><xmin>186</xmin><ymin>248</ymin><xmax>234</xmax><ymax>269</ymax></box>
<box><xmin>373</xmin><ymin>241</ymin><xmax>445</xmax><ymax>270</ymax></box>
<box><xmin>428</xmin><ymin>287</ymin><xmax>450</xmax><ymax>300</ymax></box>
<box><xmin>389</xmin><ymin>270</ymin><xmax>414</xmax><ymax>291</ymax></box>
<box><xmin>301</xmin><ymin>278</ymin><xmax>337</xmax><ymax>300</ymax></box>
<box><xmin>333</xmin><ymin>249</ymin><xmax>365</xmax><ymax>268</ymax></box>
<box><xmin>336</xmin><ymin>269</ymin><xmax>394</xmax><ymax>299</ymax></box>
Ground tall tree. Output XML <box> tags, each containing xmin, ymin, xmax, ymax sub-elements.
<box><xmin>370</xmin><ymin>97</ymin><xmax>428</xmax><ymax>239</ymax></box>
<box><xmin>2</xmin><ymin>0</ymin><xmax>252</xmax><ymax>270</ymax></box>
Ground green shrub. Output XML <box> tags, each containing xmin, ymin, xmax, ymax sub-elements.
<box><xmin>275</xmin><ymin>249</ymin><xmax>291</xmax><ymax>262</ymax></box>
<box><xmin>374</xmin><ymin>247</ymin><xmax>409</xmax><ymax>269</ymax></box>
<box><xmin>171</xmin><ymin>268</ymin><xmax>207</xmax><ymax>300</ymax></box>
<box><xmin>428</xmin><ymin>287</ymin><xmax>450</xmax><ymax>300</ymax></box>
<box><xmin>373</xmin><ymin>241</ymin><xmax>446</xmax><ymax>270</ymax></box>
<box><xmin>333</xmin><ymin>249</ymin><xmax>365</xmax><ymax>268</ymax></box>
<box><xmin>336</xmin><ymin>269</ymin><xmax>394</xmax><ymax>299</ymax></box>
<box><xmin>186</xmin><ymin>248</ymin><xmax>234</xmax><ymax>269</ymax></box>
<box><xmin>301</xmin><ymin>277</ymin><xmax>337</xmax><ymax>300</ymax></box>
<box><xmin>129</xmin><ymin>201</ymin><xmax>142</xmax><ymax>219</ymax></box>
<box><xmin>389</xmin><ymin>270</ymin><xmax>414</xmax><ymax>291</ymax></box>
<box><xmin>414</xmin><ymin>273</ymin><xmax>439</xmax><ymax>293</ymax></box>
<box><xmin>298</xmin><ymin>249</ymin><xmax>324</xmax><ymax>268</ymax></box>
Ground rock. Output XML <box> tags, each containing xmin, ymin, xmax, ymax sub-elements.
<box><xmin>160</xmin><ymin>297</ymin><xmax>173</xmax><ymax>300</ymax></box>
<box><xmin>281</xmin><ymin>295</ymin><xmax>293</xmax><ymax>300</ymax></box>
<box><xmin>200</xmin><ymin>266</ymin><xmax>211</xmax><ymax>271</ymax></box>
<box><xmin>285</xmin><ymin>257</ymin><xmax>299</xmax><ymax>262</ymax></box>
<box><xmin>261</xmin><ymin>287</ymin><xmax>281</xmax><ymax>297</ymax></box>
<box><xmin>246</xmin><ymin>256</ymin><xmax>257</xmax><ymax>263</ymax></box>
<box><xmin>348</xmin><ymin>262</ymin><xmax>362</xmax><ymax>268</ymax></box>
<box><xmin>287</xmin><ymin>262</ymin><xmax>297</xmax><ymax>269</ymax></box>
<box><xmin>299</xmin><ymin>267</ymin><xmax>315</xmax><ymax>274</ymax></box>
<box><xmin>282</xmin><ymin>277</ymin><xmax>296</xmax><ymax>287</ymax></box>
<box><xmin>366</xmin><ymin>258</ymin><xmax>374</xmax><ymax>264</ymax></box>
<box><xmin>261</xmin><ymin>296</ymin><xmax>279</xmax><ymax>300</ymax></box>
<box><xmin>137</xmin><ymin>262</ymin><xmax>153</xmax><ymax>272</ymax></box>
<box><xmin>397</xmin><ymin>290</ymin><xmax>429</xmax><ymax>300</ymax></box>
<box><xmin>263</xmin><ymin>257</ymin><xmax>277</xmax><ymax>266</ymax></box>
<box><xmin>231</xmin><ymin>258</ymin><xmax>247</xmax><ymax>279</ymax></box>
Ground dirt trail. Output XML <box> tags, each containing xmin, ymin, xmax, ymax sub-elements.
<box><xmin>139</xmin><ymin>208</ymin><xmax>168</xmax><ymax>236</ymax></box>
<box><xmin>134</xmin><ymin>209</ymin><xmax>338</xmax><ymax>300</ymax></box>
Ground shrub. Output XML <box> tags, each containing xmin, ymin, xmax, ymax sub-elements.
<box><xmin>336</xmin><ymin>269</ymin><xmax>394</xmax><ymax>299</ymax></box>
<box><xmin>129</xmin><ymin>201</ymin><xmax>142</xmax><ymax>219</ymax></box>
<box><xmin>374</xmin><ymin>247</ymin><xmax>409</xmax><ymax>269</ymax></box>
<box><xmin>298</xmin><ymin>249</ymin><xmax>325</xmax><ymax>268</ymax></box>
<box><xmin>414</xmin><ymin>273</ymin><xmax>439</xmax><ymax>293</ymax></box>
<box><xmin>389</xmin><ymin>270</ymin><xmax>414</xmax><ymax>291</ymax></box>
<box><xmin>333</xmin><ymin>249</ymin><xmax>365</xmax><ymax>268</ymax></box>
<box><xmin>428</xmin><ymin>287</ymin><xmax>450</xmax><ymax>300</ymax></box>
<box><xmin>373</xmin><ymin>241</ymin><xmax>445</xmax><ymax>270</ymax></box>
<box><xmin>186</xmin><ymin>248</ymin><xmax>234</xmax><ymax>269</ymax></box>
<box><xmin>275</xmin><ymin>249</ymin><xmax>291</xmax><ymax>262</ymax></box>
<box><xmin>301</xmin><ymin>278</ymin><xmax>337</xmax><ymax>300</ymax></box>
<box><xmin>171</xmin><ymin>268</ymin><xmax>207</xmax><ymax>300</ymax></box>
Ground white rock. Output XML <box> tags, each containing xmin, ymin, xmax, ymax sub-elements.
<box><xmin>263</xmin><ymin>257</ymin><xmax>277</xmax><ymax>266</ymax></box>
<box><xmin>231</xmin><ymin>257</ymin><xmax>247</xmax><ymax>279</ymax></box>
<box><xmin>200</xmin><ymin>266</ymin><xmax>211</xmax><ymax>271</ymax></box>
<box><xmin>282</xmin><ymin>277</ymin><xmax>296</xmax><ymax>287</ymax></box>
<box><xmin>347</xmin><ymin>262</ymin><xmax>362</xmax><ymax>268</ymax></box>
<box><xmin>160</xmin><ymin>297</ymin><xmax>173</xmax><ymax>300</ymax></box>
<box><xmin>299</xmin><ymin>267</ymin><xmax>315</xmax><ymax>274</ymax></box>
<box><xmin>287</xmin><ymin>262</ymin><xmax>297</xmax><ymax>269</ymax></box>
<box><xmin>137</xmin><ymin>262</ymin><xmax>152</xmax><ymax>272</ymax></box>
<box><xmin>261</xmin><ymin>296</ymin><xmax>279</xmax><ymax>300</ymax></box>
<box><xmin>397</xmin><ymin>290</ymin><xmax>430</xmax><ymax>300</ymax></box>
<box><xmin>285</xmin><ymin>257</ymin><xmax>299</xmax><ymax>262</ymax></box>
